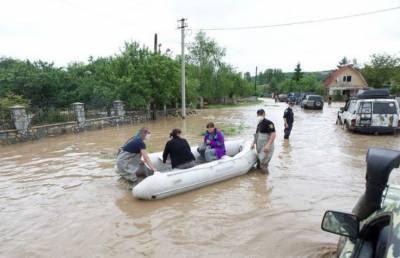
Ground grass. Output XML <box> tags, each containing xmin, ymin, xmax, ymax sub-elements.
<box><xmin>199</xmin><ymin>122</ymin><xmax>249</xmax><ymax>137</ymax></box>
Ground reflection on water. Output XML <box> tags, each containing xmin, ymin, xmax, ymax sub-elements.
<box><xmin>1</xmin><ymin>99</ymin><xmax>399</xmax><ymax>257</ymax></box>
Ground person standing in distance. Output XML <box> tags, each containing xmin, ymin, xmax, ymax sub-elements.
<box><xmin>283</xmin><ymin>102</ymin><xmax>294</xmax><ymax>140</ymax></box>
<box><xmin>251</xmin><ymin>109</ymin><xmax>276</xmax><ymax>173</ymax></box>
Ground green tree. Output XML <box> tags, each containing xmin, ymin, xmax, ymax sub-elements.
<box><xmin>337</xmin><ymin>56</ymin><xmax>349</xmax><ymax>68</ymax></box>
<box><xmin>188</xmin><ymin>31</ymin><xmax>225</xmax><ymax>99</ymax></box>
<box><xmin>244</xmin><ymin>72</ymin><xmax>252</xmax><ymax>82</ymax></box>
<box><xmin>292</xmin><ymin>63</ymin><xmax>303</xmax><ymax>82</ymax></box>
<box><xmin>361</xmin><ymin>54</ymin><xmax>400</xmax><ymax>88</ymax></box>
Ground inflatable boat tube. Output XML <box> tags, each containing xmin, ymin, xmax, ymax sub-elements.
<box><xmin>133</xmin><ymin>140</ymin><xmax>257</xmax><ymax>200</ymax></box>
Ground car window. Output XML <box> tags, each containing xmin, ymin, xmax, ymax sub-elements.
<box><xmin>358</xmin><ymin>102</ymin><xmax>372</xmax><ymax>113</ymax></box>
<box><xmin>308</xmin><ymin>96</ymin><xmax>322</xmax><ymax>101</ymax></box>
<box><xmin>373</xmin><ymin>102</ymin><xmax>397</xmax><ymax>114</ymax></box>
<box><xmin>347</xmin><ymin>101</ymin><xmax>356</xmax><ymax>113</ymax></box>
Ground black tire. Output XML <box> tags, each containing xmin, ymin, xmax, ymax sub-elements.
<box><xmin>336</xmin><ymin>116</ymin><xmax>343</xmax><ymax>125</ymax></box>
<box><xmin>345</xmin><ymin>121</ymin><xmax>353</xmax><ymax>133</ymax></box>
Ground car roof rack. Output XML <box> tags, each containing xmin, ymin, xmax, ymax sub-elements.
<box><xmin>355</xmin><ymin>89</ymin><xmax>391</xmax><ymax>99</ymax></box>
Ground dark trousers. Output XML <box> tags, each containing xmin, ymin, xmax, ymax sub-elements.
<box><xmin>284</xmin><ymin>123</ymin><xmax>293</xmax><ymax>139</ymax></box>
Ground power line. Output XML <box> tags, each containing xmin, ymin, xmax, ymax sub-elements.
<box><xmin>196</xmin><ymin>6</ymin><xmax>400</xmax><ymax>31</ymax></box>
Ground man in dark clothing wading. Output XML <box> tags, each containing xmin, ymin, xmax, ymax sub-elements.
<box><xmin>283</xmin><ymin>102</ymin><xmax>294</xmax><ymax>140</ymax></box>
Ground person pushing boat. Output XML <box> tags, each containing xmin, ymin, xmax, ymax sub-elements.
<box><xmin>251</xmin><ymin>109</ymin><xmax>276</xmax><ymax>173</ymax></box>
<box><xmin>116</xmin><ymin>127</ymin><xmax>157</xmax><ymax>182</ymax></box>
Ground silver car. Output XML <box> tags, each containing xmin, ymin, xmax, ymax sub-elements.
<box><xmin>301</xmin><ymin>95</ymin><xmax>324</xmax><ymax>109</ymax></box>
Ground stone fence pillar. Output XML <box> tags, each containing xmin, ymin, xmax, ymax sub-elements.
<box><xmin>72</xmin><ymin>102</ymin><xmax>85</xmax><ymax>128</ymax></box>
<box><xmin>9</xmin><ymin>105</ymin><xmax>30</xmax><ymax>134</ymax></box>
<box><xmin>199</xmin><ymin>97</ymin><xmax>204</xmax><ymax>109</ymax></box>
<box><xmin>111</xmin><ymin>100</ymin><xmax>125</xmax><ymax>116</ymax></box>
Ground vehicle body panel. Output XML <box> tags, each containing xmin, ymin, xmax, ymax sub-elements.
<box><xmin>338</xmin><ymin>99</ymin><xmax>400</xmax><ymax>133</ymax></box>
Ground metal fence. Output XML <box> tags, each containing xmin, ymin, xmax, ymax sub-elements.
<box><xmin>29</xmin><ymin>108</ymin><xmax>76</xmax><ymax>126</ymax></box>
<box><xmin>0</xmin><ymin>110</ymin><xmax>14</xmax><ymax>130</ymax></box>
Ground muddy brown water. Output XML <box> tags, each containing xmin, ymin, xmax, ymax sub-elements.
<box><xmin>1</xmin><ymin>99</ymin><xmax>400</xmax><ymax>258</ymax></box>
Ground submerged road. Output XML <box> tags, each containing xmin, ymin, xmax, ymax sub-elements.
<box><xmin>1</xmin><ymin>98</ymin><xmax>400</xmax><ymax>258</ymax></box>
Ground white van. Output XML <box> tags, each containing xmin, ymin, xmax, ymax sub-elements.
<box><xmin>337</xmin><ymin>90</ymin><xmax>400</xmax><ymax>133</ymax></box>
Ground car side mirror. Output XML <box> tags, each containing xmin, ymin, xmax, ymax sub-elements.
<box><xmin>339</xmin><ymin>107</ymin><xmax>344</xmax><ymax>112</ymax></box>
<box><xmin>321</xmin><ymin>211</ymin><xmax>359</xmax><ymax>239</ymax></box>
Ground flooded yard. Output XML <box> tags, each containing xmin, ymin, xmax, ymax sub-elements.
<box><xmin>1</xmin><ymin>98</ymin><xmax>400</xmax><ymax>258</ymax></box>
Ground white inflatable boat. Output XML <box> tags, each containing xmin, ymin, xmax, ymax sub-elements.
<box><xmin>133</xmin><ymin>140</ymin><xmax>257</xmax><ymax>200</ymax></box>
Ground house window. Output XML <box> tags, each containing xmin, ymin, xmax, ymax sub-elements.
<box><xmin>343</xmin><ymin>75</ymin><xmax>352</xmax><ymax>82</ymax></box>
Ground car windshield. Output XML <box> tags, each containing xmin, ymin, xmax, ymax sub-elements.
<box><xmin>308</xmin><ymin>96</ymin><xmax>322</xmax><ymax>101</ymax></box>
<box><xmin>373</xmin><ymin>102</ymin><xmax>397</xmax><ymax>114</ymax></box>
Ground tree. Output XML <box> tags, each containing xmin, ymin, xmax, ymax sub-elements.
<box><xmin>244</xmin><ymin>72</ymin><xmax>252</xmax><ymax>82</ymax></box>
<box><xmin>278</xmin><ymin>74</ymin><xmax>324</xmax><ymax>95</ymax></box>
<box><xmin>361</xmin><ymin>54</ymin><xmax>400</xmax><ymax>88</ymax></box>
<box><xmin>292</xmin><ymin>63</ymin><xmax>303</xmax><ymax>82</ymax></box>
<box><xmin>269</xmin><ymin>78</ymin><xmax>278</xmax><ymax>93</ymax></box>
<box><xmin>0</xmin><ymin>93</ymin><xmax>30</xmax><ymax>110</ymax></box>
<box><xmin>0</xmin><ymin>37</ymin><xmax>255</xmax><ymax>111</ymax></box>
<box><xmin>188</xmin><ymin>31</ymin><xmax>225</xmax><ymax>99</ymax></box>
<box><xmin>338</xmin><ymin>56</ymin><xmax>349</xmax><ymax>68</ymax></box>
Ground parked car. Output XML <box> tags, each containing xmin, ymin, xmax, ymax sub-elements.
<box><xmin>278</xmin><ymin>94</ymin><xmax>288</xmax><ymax>102</ymax></box>
<box><xmin>287</xmin><ymin>92</ymin><xmax>301</xmax><ymax>104</ymax></box>
<box><xmin>321</xmin><ymin>147</ymin><xmax>400</xmax><ymax>258</ymax></box>
<box><xmin>301</xmin><ymin>95</ymin><xmax>324</xmax><ymax>109</ymax></box>
<box><xmin>299</xmin><ymin>92</ymin><xmax>313</xmax><ymax>103</ymax></box>
<box><xmin>337</xmin><ymin>89</ymin><xmax>400</xmax><ymax>134</ymax></box>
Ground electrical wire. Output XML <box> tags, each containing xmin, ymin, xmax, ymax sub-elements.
<box><xmin>195</xmin><ymin>6</ymin><xmax>400</xmax><ymax>31</ymax></box>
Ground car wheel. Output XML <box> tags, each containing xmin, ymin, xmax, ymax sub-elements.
<box><xmin>345</xmin><ymin>121</ymin><xmax>353</xmax><ymax>132</ymax></box>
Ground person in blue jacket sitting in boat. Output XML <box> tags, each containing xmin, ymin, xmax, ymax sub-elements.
<box><xmin>198</xmin><ymin>122</ymin><xmax>226</xmax><ymax>162</ymax></box>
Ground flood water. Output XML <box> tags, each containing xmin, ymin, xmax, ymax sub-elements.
<box><xmin>1</xmin><ymin>98</ymin><xmax>400</xmax><ymax>258</ymax></box>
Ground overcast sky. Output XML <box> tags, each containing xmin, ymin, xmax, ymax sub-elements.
<box><xmin>1</xmin><ymin>0</ymin><xmax>400</xmax><ymax>73</ymax></box>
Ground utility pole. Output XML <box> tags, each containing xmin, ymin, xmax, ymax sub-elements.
<box><xmin>154</xmin><ymin>33</ymin><xmax>158</xmax><ymax>53</ymax></box>
<box><xmin>254</xmin><ymin>66</ymin><xmax>258</xmax><ymax>96</ymax></box>
<box><xmin>178</xmin><ymin>18</ymin><xmax>187</xmax><ymax>119</ymax></box>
